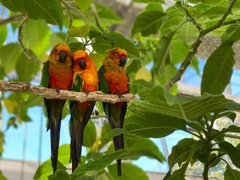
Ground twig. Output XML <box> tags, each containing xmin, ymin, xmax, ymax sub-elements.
<box><xmin>91</xmin><ymin>4</ymin><xmax>105</xmax><ymax>33</ymax></box>
<box><xmin>166</xmin><ymin>0</ymin><xmax>237</xmax><ymax>90</ymax></box>
<box><xmin>0</xmin><ymin>80</ymin><xmax>137</xmax><ymax>103</ymax></box>
<box><xmin>0</xmin><ymin>13</ymin><xmax>25</xmax><ymax>26</ymax></box>
<box><xmin>18</xmin><ymin>16</ymin><xmax>38</xmax><ymax>62</ymax></box>
<box><xmin>67</xmin><ymin>4</ymin><xmax>88</xmax><ymax>24</ymax></box>
<box><xmin>61</xmin><ymin>0</ymin><xmax>73</xmax><ymax>43</ymax></box>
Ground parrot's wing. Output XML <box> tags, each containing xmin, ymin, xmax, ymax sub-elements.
<box><xmin>98</xmin><ymin>66</ymin><xmax>109</xmax><ymax>94</ymax></box>
<box><xmin>40</xmin><ymin>61</ymin><xmax>50</xmax><ymax>88</ymax></box>
<box><xmin>70</xmin><ymin>73</ymin><xmax>83</xmax><ymax>118</ymax></box>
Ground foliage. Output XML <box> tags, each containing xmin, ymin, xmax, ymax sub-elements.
<box><xmin>1</xmin><ymin>0</ymin><xmax>240</xmax><ymax>180</ymax></box>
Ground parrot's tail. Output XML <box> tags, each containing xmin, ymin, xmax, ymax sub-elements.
<box><xmin>70</xmin><ymin>121</ymin><xmax>84</xmax><ymax>172</ymax></box>
<box><xmin>113</xmin><ymin>134</ymin><xmax>124</xmax><ymax>176</ymax></box>
<box><xmin>50</xmin><ymin>116</ymin><xmax>62</xmax><ymax>174</ymax></box>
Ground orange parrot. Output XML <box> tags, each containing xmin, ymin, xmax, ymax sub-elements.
<box><xmin>40</xmin><ymin>43</ymin><xmax>73</xmax><ymax>173</ymax></box>
<box><xmin>98</xmin><ymin>48</ymin><xmax>129</xmax><ymax>176</ymax></box>
<box><xmin>69</xmin><ymin>50</ymin><xmax>99</xmax><ymax>172</ymax></box>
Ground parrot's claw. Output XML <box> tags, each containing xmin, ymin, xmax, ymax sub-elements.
<box><xmin>117</xmin><ymin>93</ymin><xmax>123</xmax><ymax>98</ymax></box>
<box><xmin>84</xmin><ymin>90</ymin><xmax>89</xmax><ymax>96</ymax></box>
<box><xmin>54</xmin><ymin>88</ymin><xmax>60</xmax><ymax>95</ymax></box>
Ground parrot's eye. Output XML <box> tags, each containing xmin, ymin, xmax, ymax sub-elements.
<box><xmin>115</xmin><ymin>52</ymin><xmax>119</xmax><ymax>58</ymax></box>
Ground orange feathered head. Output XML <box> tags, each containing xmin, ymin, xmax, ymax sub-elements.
<box><xmin>72</xmin><ymin>50</ymin><xmax>94</xmax><ymax>72</ymax></box>
<box><xmin>105</xmin><ymin>48</ymin><xmax>128</xmax><ymax>67</ymax></box>
<box><xmin>49</xmin><ymin>43</ymin><xmax>71</xmax><ymax>66</ymax></box>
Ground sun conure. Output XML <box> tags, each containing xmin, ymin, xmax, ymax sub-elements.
<box><xmin>98</xmin><ymin>48</ymin><xmax>129</xmax><ymax>176</ymax></box>
<box><xmin>70</xmin><ymin>50</ymin><xmax>98</xmax><ymax>172</ymax></box>
<box><xmin>40</xmin><ymin>43</ymin><xmax>73</xmax><ymax>174</ymax></box>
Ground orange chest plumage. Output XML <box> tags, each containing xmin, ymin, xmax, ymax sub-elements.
<box><xmin>49</xmin><ymin>64</ymin><xmax>73</xmax><ymax>90</ymax></box>
<box><xmin>104</xmin><ymin>71</ymin><xmax>128</xmax><ymax>94</ymax></box>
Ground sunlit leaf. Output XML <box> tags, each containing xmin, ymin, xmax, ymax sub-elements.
<box><xmin>77</xmin><ymin>0</ymin><xmax>93</xmax><ymax>12</ymax></box>
<box><xmin>222</xmin><ymin>24</ymin><xmax>240</xmax><ymax>44</ymax></box>
<box><xmin>135</xmin><ymin>66</ymin><xmax>152</xmax><ymax>81</ymax></box>
<box><xmin>201</xmin><ymin>44</ymin><xmax>234</xmax><ymax>95</ymax></box>
<box><xmin>131</xmin><ymin>10</ymin><xmax>166</xmax><ymax>37</ymax></box>
<box><xmin>16</xmin><ymin>53</ymin><xmax>40</xmax><ymax>82</ymax></box>
<box><xmin>124</xmin><ymin>111</ymin><xmax>187</xmax><ymax>137</ymax></box>
<box><xmin>67</xmin><ymin>25</ymin><xmax>91</xmax><ymax>37</ymax></box>
<box><xmin>0</xmin><ymin>43</ymin><xmax>21</xmax><ymax>73</ymax></box>
<box><xmin>108</xmin><ymin>163</ymin><xmax>148</xmax><ymax>180</ymax></box>
<box><xmin>1</xmin><ymin>0</ymin><xmax>63</xmax><ymax>28</ymax></box>
<box><xmin>33</xmin><ymin>160</ymin><xmax>66</xmax><ymax>180</ymax></box>
<box><xmin>153</xmin><ymin>31</ymin><xmax>174</xmax><ymax>78</ymax></box>
<box><xmin>83</xmin><ymin>120</ymin><xmax>97</xmax><ymax>148</ymax></box>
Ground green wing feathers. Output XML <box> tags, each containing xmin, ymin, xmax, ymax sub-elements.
<box><xmin>40</xmin><ymin>61</ymin><xmax>50</xmax><ymax>88</ymax></box>
<box><xmin>98</xmin><ymin>66</ymin><xmax>109</xmax><ymax>93</ymax></box>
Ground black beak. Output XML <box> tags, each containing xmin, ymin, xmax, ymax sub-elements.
<box><xmin>120</xmin><ymin>56</ymin><xmax>127</xmax><ymax>67</ymax></box>
<box><xmin>59</xmin><ymin>51</ymin><xmax>67</xmax><ymax>63</ymax></box>
<box><xmin>79</xmin><ymin>59</ymin><xmax>86</xmax><ymax>70</ymax></box>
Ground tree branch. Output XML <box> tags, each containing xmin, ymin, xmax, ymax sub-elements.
<box><xmin>165</xmin><ymin>0</ymin><xmax>237</xmax><ymax>90</ymax></box>
<box><xmin>0</xmin><ymin>13</ymin><xmax>25</xmax><ymax>26</ymax></box>
<box><xmin>0</xmin><ymin>80</ymin><xmax>137</xmax><ymax>103</ymax></box>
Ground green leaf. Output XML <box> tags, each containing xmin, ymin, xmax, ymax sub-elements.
<box><xmin>69</xmin><ymin>42</ymin><xmax>85</xmax><ymax>53</ymax></box>
<box><xmin>224</xmin><ymin>165</ymin><xmax>240</xmax><ymax>180</ymax></box>
<box><xmin>0</xmin><ymin>43</ymin><xmax>21</xmax><ymax>73</ymax></box>
<box><xmin>92</xmin><ymin>32</ymin><xmax>139</xmax><ymax>58</ymax></box>
<box><xmin>131</xmin><ymin>10</ymin><xmax>166</xmax><ymax>37</ymax></box>
<box><xmin>73</xmin><ymin>150</ymin><xmax>126</xmax><ymax>175</ymax></box>
<box><xmin>24</xmin><ymin>0</ymin><xmax>63</xmax><ymax>29</ymax></box>
<box><xmin>124</xmin><ymin>135</ymin><xmax>165</xmax><ymax>162</ymax></box>
<box><xmin>222</xmin><ymin>25</ymin><xmax>240</xmax><ymax>44</ymax></box>
<box><xmin>22</xmin><ymin>19</ymin><xmax>51</xmax><ymax>58</ymax></box>
<box><xmin>77</xmin><ymin>0</ymin><xmax>92</xmax><ymax>12</ymax></box>
<box><xmin>160</xmin><ymin>6</ymin><xmax>185</xmax><ymax>35</ymax></box>
<box><xmin>124</xmin><ymin>111</ymin><xmax>187</xmax><ymax>137</ymax></box>
<box><xmin>67</xmin><ymin>25</ymin><xmax>91</xmax><ymax>37</ymax></box>
<box><xmin>175</xmin><ymin>22</ymin><xmax>199</xmax><ymax>46</ymax></box>
<box><xmin>131</xmin><ymin>86</ymin><xmax>238</xmax><ymax>122</ymax></box>
<box><xmin>200</xmin><ymin>6</ymin><xmax>227</xmax><ymax>19</ymax></box>
<box><xmin>48</xmin><ymin>170</ymin><xmax>70</xmax><ymax>180</ymax></box>
<box><xmin>83</xmin><ymin>120</ymin><xmax>96</xmax><ymax>148</ymax></box>
<box><xmin>100</xmin><ymin>122</ymin><xmax>112</xmax><ymax>148</ymax></box>
<box><xmin>143</xmin><ymin>3</ymin><xmax>163</xmax><ymax>12</ymax></box>
<box><xmin>58</xmin><ymin>144</ymin><xmax>70</xmax><ymax>165</ymax></box>
<box><xmin>33</xmin><ymin>160</ymin><xmax>66</xmax><ymax>180</ymax></box>
<box><xmin>130</xmin><ymin>79</ymin><xmax>155</xmax><ymax>99</ymax></box>
<box><xmin>219</xmin><ymin>141</ymin><xmax>240</xmax><ymax>168</ymax></box>
<box><xmin>16</xmin><ymin>53</ymin><xmax>40</xmax><ymax>82</ymax></box>
<box><xmin>0</xmin><ymin>170</ymin><xmax>7</xmax><ymax>180</ymax></box>
<box><xmin>108</xmin><ymin>32</ymin><xmax>139</xmax><ymax>58</ymax></box>
<box><xmin>132</xmin><ymin>0</ymin><xmax>165</xmax><ymax>4</ymax></box>
<box><xmin>168</xmin><ymin>138</ymin><xmax>197</xmax><ymax>169</ymax></box>
<box><xmin>201</xmin><ymin>44</ymin><xmax>234</xmax><ymax>95</ymax></box>
<box><xmin>96</xmin><ymin>4</ymin><xmax>122</xmax><ymax>24</ymax></box>
<box><xmin>1</xmin><ymin>0</ymin><xmax>63</xmax><ymax>28</ymax></box>
<box><xmin>153</xmin><ymin>31</ymin><xmax>174</xmax><ymax>78</ymax></box>
<box><xmin>108</xmin><ymin>163</ymin><xmax>148</xmax><ymax>180</ymax></box>
<box><xmin>0</xmin><ymin>25</ymin><xmax>7</xmax><ymax>46</ymax></box>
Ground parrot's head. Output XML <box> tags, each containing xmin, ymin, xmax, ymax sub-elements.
<box><xmin>72</xmin><ymin>50</ymin><xmax>92</xmax><ymax>72</ymax></box>
<box><xmin>50</xmin><ymin>43</ymin><xmax>71</xmax><ymax>66</ymax></box>
<box><xmin>105</xmin><ymin>48</ymin><xmax>128</xmax><ymax>68</ymax></box>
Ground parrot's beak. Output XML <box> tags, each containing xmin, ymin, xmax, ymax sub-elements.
<box><xmin>59</xmin><ymin>51</ymin><xmax>67</xmax><ymax>63</ymax></box>
<box><xmin>120</xmin><ymin>56</ymin><xmax>127</xmax><ymax>67</ymax></box>
<box><xmin>79</xmin><ymin>59</ymin><xmax>86</xmax><ymax>70</ymax></box>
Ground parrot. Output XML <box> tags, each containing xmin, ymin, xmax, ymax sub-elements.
<box><xmin>40</xmin><ymin>43</ymin><xmax>73</xmax><ymax>174</ymax></box>
<box><xmin>70</xmin><ymin>50</ymin><xmax>99</xmax><ymax>172</ymax></box>
<box><xmin>98</xmin><ymin>48</ymin><xmax>129</xmax><ymax>176</ymax></box>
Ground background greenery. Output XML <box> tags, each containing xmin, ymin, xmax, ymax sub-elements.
<box><xmin>1</xmin><ymin>0</ymin><xmax>240</xmax><ymax>179</ymax></box>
